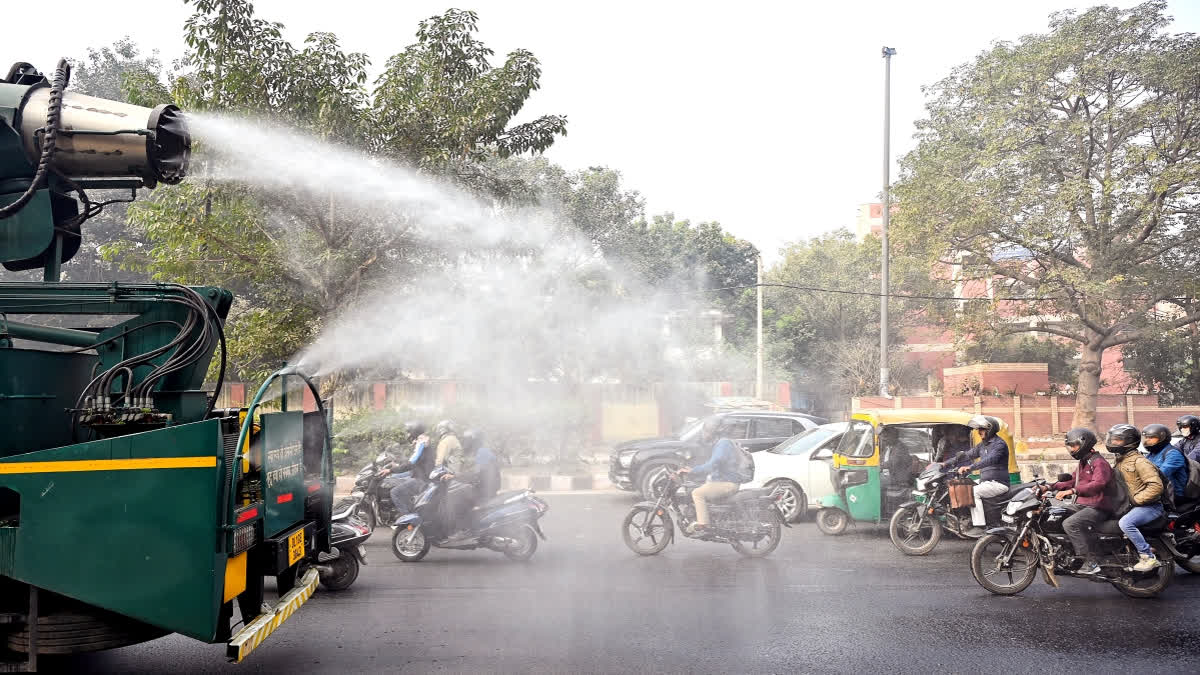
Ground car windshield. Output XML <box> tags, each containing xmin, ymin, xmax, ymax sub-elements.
<box><xmin>770</xmin><ymin>427</ymin><xmax>837</xmax><ymax>455</ymax></box>
<box><xmin>837</xmin><ymin>421</ymin><xmax>876</xmax><ymax>458</ymax></box>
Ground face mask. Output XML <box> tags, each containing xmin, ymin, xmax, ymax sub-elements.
<box><xmin>1182</xmin><ymin>428</ymin><xmax>1194</xmax><ymax>438</ymax></box>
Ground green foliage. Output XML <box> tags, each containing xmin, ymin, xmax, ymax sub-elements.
<box><xmin>1122</xmin><ymin>322</ymin><xmax>1200</xmax><ymax>405</ymax></box>
<box><xmin>963</xmin><ymin>336</ymin><xmax>1079</xmax><ymax>385</ymax></box>
<box><xmin>766</xmin><ymin>229</ymin><xmax>944</xmax><ymax>396</ymax></box>
<box><xmin>893</xmin><ymin>1</ymin><xmax>1200</xmax><ymax>422</ymax></box>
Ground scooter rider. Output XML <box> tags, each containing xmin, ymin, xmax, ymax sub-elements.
<box><xmin>380</xmin><ymin>422</ymin><xmax>431</xmax><ymax>516</ymax></box>
<box><xmin>1108</xmin><ymin>424</ymin><xmax>1165</xmax><ymax>572</ymax></box>
<box><xmin>462</xmin><ymin>429</ymin><xmax>500</xmax><ymax>499</ymax></box>
<box><xmin>1177</xmin><ymin>415</ymin><xmax>1200</xmax><ymax>462</ymax></box>
<box><xmin>947</xmin><ymin>415</ymin><xmax>1010</xmax><ymax>536</ymax></box>
<box><xmin>1143</xmin><ymin>423</ymin><xmax>1187</xmax><ymax>502</ymax></box>
<box><xmin>1045</xmin><ymin>428</ymin><xmax>1115</xmax><ymax>576</ymax></box>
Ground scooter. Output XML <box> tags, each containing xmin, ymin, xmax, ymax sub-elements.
<box><xmin>308</xmin><ymin>504</ymin><xmax>371</xmax><ymax>591</ymax></box>
<box><xmin>390</xmin><ymin>467</ymin><xmax>548</xmax><ymax>562</ymax></box>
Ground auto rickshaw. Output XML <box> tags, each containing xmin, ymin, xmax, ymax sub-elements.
<box><xmin>815</xmin><ymin>409</ymin><xmax>1022</xmax><ymax>536</ymax></box>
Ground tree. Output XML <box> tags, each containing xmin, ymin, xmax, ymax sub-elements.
<box><xmin>113</xmin><ymin>3</ymin><xmax>567</xmax><ymax>382</ymax></box>
<box><xmin>1122</xmin><ymin>307</ymin><xmax>1200</xmax><ymax>405</ymax></box>
<box><xmin>765</xmin><ymin>229</ymin><xmax>941</xmax><ymax>398</ymax></box>
<box><xmin>893</xmin><ymin>1</ymin><xmax>1200</xmax><ymax>430</ymax></box>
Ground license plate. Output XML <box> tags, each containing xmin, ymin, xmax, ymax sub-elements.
<box><xmin>287</xmin><ymin>529</ymin><xmax>305</xmax><ymax>566</ymax></box>
<box><xmin>1001</xmin><ymin>514</ymin><xmax>1014</xmax><ymax>523</ymax></box>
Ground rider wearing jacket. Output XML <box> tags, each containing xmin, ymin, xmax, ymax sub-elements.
<box><xmin>947</xmin><ymin>415</ymin><xmax>1010</xmax><ymax>534</ymax></box>
<box><xmin>1143</xmin><ymin>423</ymin><xmax>1187</xmax><ymax>501</ymax></box>
<box><xmin>1177</xmin><ymin>415</ymin><xmax>1200</xmax><ymax>462</ymax></box>
<box><xmin>1048</xmin><ymin>428</ymin><xmax>1114</xmax><ymax>575</ymax></box>
<box><xmin>680</xmin><ymin>418</ymin><xmax>740</xmax><ymax>534</ymax></box>
<box><xmin>1109</xmin><ymin>424</ymin><xmax>1165</xmax><ymax>573</ymax></box>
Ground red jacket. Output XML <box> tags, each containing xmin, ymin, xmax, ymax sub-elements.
<box><xmin>1052</xmin><ymin>451</ymin><xmax>1115</xmax><ymax>513</ymax></box>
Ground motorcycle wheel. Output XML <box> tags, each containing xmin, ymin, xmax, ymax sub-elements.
<box><xmin>888</xmin><ymin>505</ymin><xmax>942</xmax><ymax>556</ymax></box>
<box><xmin>730</xmin><ymin>511</ymin><xmax>783</xmax><ymax>558</ymax></box>
<box><xmin>392</xmin><ymin>527</ymin><xmax>431</xmax><ymax>562</ymax></box>
<box><xmin>970</xmin><ymin>533</ymin><xmax>1038</xmax><ymax>595</ymax></box>
<box><xmin>815</xmin><ymin>508</ymin><xmax>849</xmax><ymax>536</ymax></box>
<box><xmin>319</xmin><ymin>554</ymin><xmax>360</xmax><ymax>591</ymax></box>
<box><xmin>1113</xmin><ymin>544</ymin><xmax>1175</xmax><ymax>599</ymax></box>
<box><xmin>622</xmin><ymin>505</ymin><xmax>673</xmax><ymax>556</ymax></box>
<box><xmin>502</xmin><ymin>525</ymin><xmax>539</xmax><ymax>561</ymax></box>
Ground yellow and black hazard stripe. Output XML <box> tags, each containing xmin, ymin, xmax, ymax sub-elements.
<box><xmin>226</xmin><ymin>567</ymin><xmax>320</xmax><ymax>662</ymax></box>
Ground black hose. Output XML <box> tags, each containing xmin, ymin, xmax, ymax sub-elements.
<box><xmin>0</xmin><ymin>58</ymin><xmax>70</xmax><ymax>220</ymax></box>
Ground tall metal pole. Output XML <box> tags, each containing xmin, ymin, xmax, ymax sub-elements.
<box><xmin>756</xmin><ymin>254</ymin><xmax>764</xmax><ymax>401</ymax></box>
<box><xmin>880</xmin><ymin>46</ymin><xmax>896</xmax><ymax>398</ymax></box>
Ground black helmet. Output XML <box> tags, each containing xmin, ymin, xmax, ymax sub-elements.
<box><xmin>967</xmin><ymin>415</ymin><xmax>996</xmax><ymax>438</ymax></box>
<box><xmin>462</xmin><ymin>429</ymin><xmax>482</xmax><ymax>452</ymax></box>
<box><xmin>1105</xmin><ymin>424</ymin><xmax>1141</xmax><ymax>456</ymax></box>
<box><xmin>1178</xmin><ymin>415</ymin><xmax>1200</xmax><ymax>439</ymax></box>
<box><xmin>1141</xmin><ymin>423</ymin><xmax>1172</xmax><ymax>453</ymax></box>
<box><xmin>403</xmin><ymin>421</ymin><xmax>426</xmax><ymax>441</ymax></box>
<box><xmin>1064</xmin><ymin>428</ymin><xmax>1097</xmax><ymax>460</ymax></box>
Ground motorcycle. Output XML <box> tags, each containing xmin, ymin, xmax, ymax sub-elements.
<box><xmin>1161</xmin><ymin>500</ymin><xmax>1200</xmax><ymax>573</ymax></box>
<box><xmin>970</xmin><ymin>481</ymin><xmax>1175</xmax><ymax>598</ymax></box>
<box><xmin>889</xmin><ymin>462</ymin><xmax>1034</xmax><ymax>556</ymax></box>
<box><xmin>334</xmin><ymin>449</ymin><xmax>412</xmax><ymax>533</ymax></box>
<box><xmin>305</xmin><ymin>504</ymin><xmax>371</xmax><ymax>591</ymax></box>
<box><xmin>390</xmin><ymin>468</ymin><xmax>548</xmax><ymax>562</ymax></box>
<box><xmin>621</xmin><ymin>468</ymin><xmax>788</xmax><ymax>558</ymax></box>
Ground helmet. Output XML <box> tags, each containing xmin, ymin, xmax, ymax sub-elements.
<box><xmin>462</xmin><ymin>429</ymin><xmax>482</xmax><ymax>452</ymax></box>
<box><xmin>403</xmin><ymin>421</ymin><xmax>426</xmax><ymax>441</ymax></box>
<box><xmin>1064</xmin><ymin>427</ymin><xmax>1097</xmax><ymax>460</ymax></box>
<box><xmin>1141</xmin><ymin>423</ymin><xmax>1172</xmax><ymax>453</ymax></box>
<box><xmin>433</xmin><ymin>419</ymin><xmax>456</xmax><ymax>437</ymax></box>
<box><xmin>1105</xmin><ymin>424</ymin><xmax>1141</xmax><ymax>456</ymax></box>
<box><xmin>700</xmin><ymin>416</ymin><xmax>723</xmax><ymax>440</ymax></box>
<box><xmin>967</xmin><ymin>415</ymin><xmax>996</xmax><ymax>437</ymax></box>
<box><xmin>1178</xmin><ymin>415</ymin><xmax>1200</xmax><ymax>438</ymax></box>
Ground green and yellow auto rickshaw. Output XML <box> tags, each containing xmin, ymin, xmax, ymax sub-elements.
<box><xmin>815</xmin><ymin>409</ymin><xmax>1022</xmax><ymax>536</ymax></box>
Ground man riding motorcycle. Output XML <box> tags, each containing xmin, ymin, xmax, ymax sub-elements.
<box><xmin>679</xmin><ymin>418</ymin><xmax>741</xmax><ymax>535</ymax></box>
<box><xmin>1108</xmin><ymin>424</ymin><xmax>1166</xmax><ymax>572</ymax></box>
<box><xmin>946</xmin><ymin>415</ymin><xmax>1010</xmax><ymax>535</ymax></box>
<box><xmin>1044</xmin><ymin>428</ymin><xmax>1115</xmax><ymax>576</ymax></box>
<box><xmin>1144</xmin><ymin>423</ymin><xmax>1187</xmax><ymax>502</ymax></box>
<box><xmin>1177</xmin><ymin>415</ymin><xmax>1200</xmax><ymax>462</ymax></box>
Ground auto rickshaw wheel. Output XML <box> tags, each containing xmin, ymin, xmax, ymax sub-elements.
<box><xmin>816</xmin><ymin>508</ymin><xmax>849</xmax><ymax>536</ymax></box>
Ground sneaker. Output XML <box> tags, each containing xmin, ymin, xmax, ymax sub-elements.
<box><xmin>685</xmin><ymin>523</ymin><xmax>707</xmax><ymax>535</ymax></box>
<box><xmin>1132</xmin><ymin>554</ymin><xmax>1159</xmax><ymax>572</ymax></box>
<box><xmin>1076</xmin><ymin>561</ymin><xmax>1102</xmax><ymax>576</ymax></box>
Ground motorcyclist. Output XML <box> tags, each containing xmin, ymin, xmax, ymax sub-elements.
<box><xmin>1143</xmin><ymin>423</ymin><xmax>1187</xmax><ymax>502</ymax></box>
<box><xmin>380</xmin><ymin>422</ymin><xmax>431</xmax><ymax>516</ymax></box>
<box><xmin>946</xmin><ymin>415</ymin><xmax>1010</xmax><ymax>536</ymax></box>
<box><xmin>462</xmin><ymin>428</ymin><xmax>500</xmax><ymax>499</ymax></box>
<box><xmin>1177</xmin><ymin>415</ymin><xmax>1200</xmax><ymax>462</ymax></box>
<box><xmin>1045</xmin><ymin>428</ymin><xmax>1115</xmax><ymax>576</ymax></box>
<box><xmin>431</xmin><ymin>420</ymin><xmax>476</xmax><ymax>541</ymax></box>
<box><xmin>679</xmin><ymin>418</ymin><xmax>740</xmax><ymax>535</ymax></box>
<box><xmin>1108</xmin><ymin>424</ymin><xmax>1165</xmax><ymax>572</ymax></box>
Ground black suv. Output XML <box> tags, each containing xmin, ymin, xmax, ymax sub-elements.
<box><xmin>608</xmin><ymin>411</ymin><xmax>826</xmax><ymax>498</ymax></box>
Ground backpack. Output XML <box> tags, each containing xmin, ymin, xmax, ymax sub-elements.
<box><xmin>1113</xmin><ymin>455</ymin><xmax>1175</xmax><ymax>515</ymax></box>
<box><xmin>730</xmin><ymin>440</ymin><xmax>755</xmax><ymax>484</ymax></box>
<box><xmin>1183</xmin><ymin>454</ymin><xmax>1200</xmax><ymax>502</ymax></box>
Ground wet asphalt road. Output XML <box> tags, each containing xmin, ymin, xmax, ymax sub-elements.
<box><xmin>45</xmin><ymin>492</ymin><xmax>1200</xmax><ymax>673</ymax></box>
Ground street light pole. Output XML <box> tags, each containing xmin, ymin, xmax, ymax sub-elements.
<box><xmin>879</xmin><ymin>46</ymin><xmax>896</xmax><ymax>399</ymax></box>
<box><xmin>756</xmin><ymin>254</ymin><xmax>764</xmax><ymax>401</ymax></box>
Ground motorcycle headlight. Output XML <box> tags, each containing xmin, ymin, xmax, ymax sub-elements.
<box><xmin>618</xmin><ymin>451</ymin><xmax>635</xmax><ymax>468</ymax></box>
<box><xmin>1006</xmin><ymin>501</ymin><xmax>1021</xmax><ymax>515</ymax></box>
<box><xmin>915</xmin><ymin>478</ymin><xmax>928</xmax><ymax>491</ymax></box>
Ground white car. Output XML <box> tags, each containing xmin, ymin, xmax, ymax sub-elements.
<box><xmin>744</xmin><ymin>423</ymin><xmax>847</xmax><ymax>523</ymax></box>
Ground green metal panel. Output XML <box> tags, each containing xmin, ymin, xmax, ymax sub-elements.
<box><xmin>845</xmin><ymin>467</ymin><xmax>881</xmax><ymax>522</ymax></box>
<box><xmin>0</xmin><ymin>348</ymin><xmax>98</xmax><ymax>456</ymax></box>
<box><xmin>0</xmin><ymin>420</ymin><xmax>228</xmax><ymax>642</ymax></box>
<box><xmin>0</xmin><ymin>188</ymin><xmax>54</xmax><ymax>263</ymax></box>
<box><xmin>261</xmin><ymin>411</ymin><xmax>305</xmax><ymax>538</ymax></box>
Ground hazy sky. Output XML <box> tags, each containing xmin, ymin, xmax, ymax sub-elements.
<box><xmin>9</xmin><ymin>1</ymin><xmax>1200</xmax><ymax>261</ymax></box>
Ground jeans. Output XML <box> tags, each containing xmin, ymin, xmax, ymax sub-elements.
<box><xmin>1061</xmin><ymin>507</ymin><xmax>1109</xmax><ymax>559</ymax></box>
<box><xmin>1119</xmin><ymin>503</ymin><xmax>1164</xmax><ymax>555</ymax></box>
<box><xmin>692</xmin><ymin>481</ymin><xmax>738</xmax><ymax>525</ymax></box>
<box><xmin>388</xmin><ymin>477</ymin><xmax>424</xmax><ymax>517</ymax></box>
<box><xmin>971</xmin><ymin>480</ymin><xmax>1009</xmax><ymax>527</ymax></box>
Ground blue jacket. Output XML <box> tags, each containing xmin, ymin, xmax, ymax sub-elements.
<box><xmin>1179</xmin><ymin>436</ymin><xmax>1200</xmax><ymax>463</ymax></box>
<box><xmin>949</xmin><ymin>435</ymin><xmax>1010</xmax><ymax>484</ymax></box>
<box><xmin>1148</xmin><ymin>444</ymin><xmax>1188</xmax><ymax>499</ymax></box>
<box><xmin>691</xmin><ymin>438</ymin><xmax>740</xmax><ymax>483</ymax></box>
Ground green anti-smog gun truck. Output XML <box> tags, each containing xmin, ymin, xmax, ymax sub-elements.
<box><xmin>0</xmin><ymin>59</ymin><xmax>335</xmax><ymax>670</ymax></box>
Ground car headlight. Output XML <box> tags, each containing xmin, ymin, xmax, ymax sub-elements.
<box><xmin>618</xmin><ymin>451</ymin><xmax>635</xmax><ymax>468</ymax></box>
